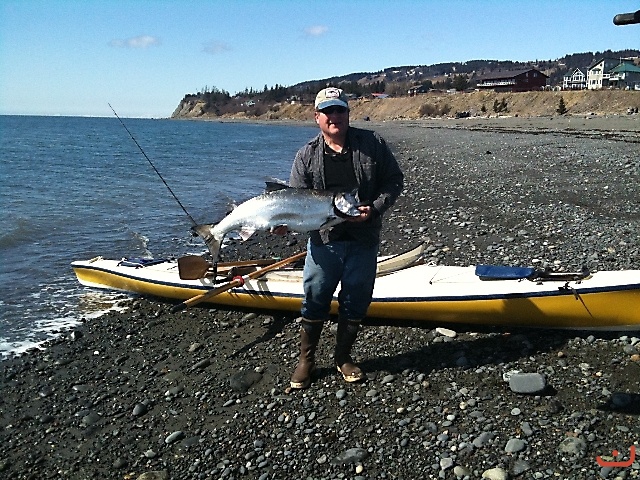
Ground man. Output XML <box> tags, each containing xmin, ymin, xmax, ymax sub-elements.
<box><xmin>279</xmin><ymin>87</ymin><xmax>404</xmax><ymax>389</ymax></box>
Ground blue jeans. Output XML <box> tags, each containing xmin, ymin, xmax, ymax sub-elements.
<box><xmin>301</xmin><ymin>239</ymin><xmax>378</xmax><ymax>321</ymax></box>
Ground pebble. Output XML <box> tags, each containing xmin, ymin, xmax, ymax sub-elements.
<box><xmin>136</xmin><ymin>472</ymin><xmax>168</xmax><ymax>480</ymax></box>
<box><xmin>557</xmin><ymin>437</ymin><xmax>587</xmax><ymax>457</ymax></box>
<box><xmin>132</xmin><ymin>403</ymin><xmax>148</xmax><ymax>417</ymax></box>
<box><xmin>331</xmin><ymin>448</ymin><xmax>368</xmax><ymax>465</ymax></box>
<box><xmin>520</xmin><ymin>422</ymin><xmax>534</xmax><ymax>436</ymax></box>
<box><xmin>473</xmin><ymin>432</ymin><xmax>495</xmax><ymax>448</ymax></box>
<box><xmin>39</xmin><ymin>414</ymin><xmax>54</xmax><ymax>424</ymax></box>
<box><xmin>381</xmin><ymin>374</ymin><xmax>395</xmax><ymax>384</ymax></box>
<box><xmin>229</xmin><ymin>370</ymin><xmax>263</xmax><ymax>392</ymax></box>
<box><xmin>435</xmin><ymin>327</ymin><xmax>457</xmax><ymax>338</ymax></box>
<box><xmin>482</xmin><ymin>467</ymin><xmax>509</xmax><ymax>480</ymax></box>
<box><xmin>505</xmin><ymin>438</ymin><xmax>527</xmax><ymax>453</ymax></box>
<box><xmin>511</xmin><ymin>459</ymin><xmax>530</xmax><ymax>475</ymax></box>
<box><xmin>454</xmin><ymin>465</ymin><xmax>472</xmax><ymax>477</ymax></box>
<box><xmin>81</xmin><ymin>411</ymin><xmax>101</xmax><ymax>425</ymax></box>
<box><xmin>192</xmin><ymin>358</ymin><xmax>211</xmax><ymax>370</ymax></box>
<box><xmin>165</xmin><ymin>431</ymin><xmax>185</xmax><ymax>444</ymax></box>
<box><xmin>439</xmin><ymin>456</ymin><xmax>454</xmax><ymax>470</ymax></box>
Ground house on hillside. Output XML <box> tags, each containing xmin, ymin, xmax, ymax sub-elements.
<box><xmin>476</xmin><ymin>68</ymin><xmax>548</xmax><ymax>92</ymax></box>
<box><xmin>586</xmin><ymin>58</ymin><xmax>619</xmax><ymax>90</ymax></box>
<box><xmin>408</xmin><ymin>85</ymin><xmax>430</xmax><ymax>96</ymax></box>
<box><xmin>607</xmin><ymin>62</ymin><xmax>640</xmax><ymax>90</ymax></box>
<box><xmin>562</xmin><ymin>68</ymin><xmax>587</xmax><ymax>90</ymax></box>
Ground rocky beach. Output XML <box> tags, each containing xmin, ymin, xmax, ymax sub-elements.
<box><xmin>1</xmin><ymin>115</ymin><xmax>639</xmax><ymax>480</ymax></box>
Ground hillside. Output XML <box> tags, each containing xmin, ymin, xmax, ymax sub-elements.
<box><xmin>171</xmin><ymin>49</ymin><xmax>640</xmax><ymax>121</ymax></box>
<box><xmin>172</xmin><ymin>90</ymin><xmax>640</xmax><ymax>122</ymax></box>
<box><xmin>292</xmin><ymin>50</ymin><xmax>640</xmax><ymax>92</ymax></box>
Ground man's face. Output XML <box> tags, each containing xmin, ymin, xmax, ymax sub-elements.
<box><xmin>315</xmin><ymin>105</ymin><xmax>349</xmax><ymax>138</ymax></box>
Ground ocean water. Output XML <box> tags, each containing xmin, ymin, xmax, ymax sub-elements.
<box><xmin>0</xmin><ymin>115</ymin><xmax>318</xmax><ymax>357</ymax></box>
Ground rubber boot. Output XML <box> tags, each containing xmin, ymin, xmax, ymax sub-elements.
<box><xmin>290</xmin><ymin>319</ymin><xmax>323</xmax><ymax>389</ymax></box>
<box><xmin>335</xmin><ymin>319</ymin><xmax>365</xmax><ymax>383</ymax></box>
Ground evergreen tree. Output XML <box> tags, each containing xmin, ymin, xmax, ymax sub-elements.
<box><xmin>452</xmin><ymin>74</ymin><xmax>469</xmax><ymax>91</ymax></box>
<box><xmin>556</xmin><ymin>96</ymin><xmax>567</xmax><ymax>115</ymax></box>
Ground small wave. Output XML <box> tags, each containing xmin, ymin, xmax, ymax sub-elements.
<box><xmin>0</xmin><ymin>290</ymin><xmax>129</xmax><ymax>360</ymax></box>
<box><xmin>132</xmin><ymin>231</ymin><xmax>153</xmax><ymax>257</ymax></box>
<box><xmin>0</xmin><ymin>339</ymin><xmax>46</xmax><ymax>358</ymax></box>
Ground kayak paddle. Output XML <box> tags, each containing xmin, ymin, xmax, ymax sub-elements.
<box><xmin>171</xmin><ymin>251</ymin><xmax>307</xmax><ymax>312</ymax></box>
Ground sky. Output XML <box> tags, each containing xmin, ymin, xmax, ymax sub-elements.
<box><xmin>1</xmin><ymin>0</ymin><xmax>638</xmax><ymax>118</ymax></box>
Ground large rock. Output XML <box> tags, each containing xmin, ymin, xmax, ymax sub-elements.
<box><xmin>508</xmin><ymin>372</ymin><xmax>547</xmax><ymax>394</ymax></box>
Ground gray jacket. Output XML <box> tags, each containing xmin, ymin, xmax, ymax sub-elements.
<box><xmin>289</xmin><ymin>127</ymin><xmax>404</xmax><ymax>245</ymax></box>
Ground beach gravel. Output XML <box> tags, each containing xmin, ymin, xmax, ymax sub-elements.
<box><xmin>1</xmin><ymin>116</ymin><xmax>639</xmax><ymax>479</ymax></box>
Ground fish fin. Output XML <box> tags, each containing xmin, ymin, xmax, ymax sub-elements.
<box><xmin>224</xmin><ymin>202</ymin><xmax>237</xmax><ymax>216</ymax></box>
<box><xmin>191</xmin><ymin>224</ymin><xmax>213</xmax><ymax>240</ymax></box>
<box><xmin>192</xmin><ymin>224</ymin><xmax>222</xmax><ymax>261</ymax></box>
<box><xmin>239</xmin><ymin>226</ymin><xmax>257</xmax><ymax>241</ymax></box>
<box><xmin>265</xmin><ymin>181</ymin><xmax>290</xmax><ymax>193</ymax></box>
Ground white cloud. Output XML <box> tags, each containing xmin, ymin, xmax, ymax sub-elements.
<box><xmin>304</xmin><ymin>25</ymin><xmax>328</xmax><ymax>37</ymax></box>
<box><xmin>109</xmin><ymin>35</ymin><xmax>160</xmax><ymax>49</ymax></box>
<box><xmin>203</xmin><ymin>41</ymin><xmax>232</xmax><ymax>55</ymax></box>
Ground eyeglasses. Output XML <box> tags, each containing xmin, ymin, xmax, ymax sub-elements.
<box><xmin>319</xmin><ymin>106</ymin><xmax>348</xmax><ymax>115</ymax></box>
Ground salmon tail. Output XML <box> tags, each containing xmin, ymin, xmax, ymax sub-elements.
<box><xmin>192</xmin><ymin>224</ymin><xmax>222</xmax><ymax>261</ymax></box>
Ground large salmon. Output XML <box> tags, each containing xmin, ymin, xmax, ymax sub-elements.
<box><xmin>193</xmin><ymin>183</ymin><xmax>360</xmax><ymax>261</ymax></box>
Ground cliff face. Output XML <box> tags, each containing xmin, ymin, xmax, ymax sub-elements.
<box><xmin>171</xmin><ymin>98</ymin><xmax>208</xmax><ymax>118</ymax></box>
<box><xmin>172</xmin><ymin>90</ymin><xmax>640</xmax><ymax>121</ymax></box>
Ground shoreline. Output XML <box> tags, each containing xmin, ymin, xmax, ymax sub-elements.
<box><xmin>172</xmin><ymin>89</ymin><xmax>640</xmax><ymax>123</ymax></box>
<box><xmin>1</xmin><ymin>121</ymin><xmax>639</xmax><ymax>479</ymax></box>
<box><xmin>175</xmin><ymin>112</ymin><xmax>640</xmax><ymax>141</ymax></box>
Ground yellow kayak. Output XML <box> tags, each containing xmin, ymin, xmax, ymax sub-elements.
<box><xmin>72</xmin><ymin>246</ymin><xmax>640</xmax><ymax>330</ymax></box>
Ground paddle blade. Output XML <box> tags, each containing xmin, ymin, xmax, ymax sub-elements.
<box><xmin>178</xmin><ymin>255</ymin><xmax>211</xmax><ymax>280</ymax></box>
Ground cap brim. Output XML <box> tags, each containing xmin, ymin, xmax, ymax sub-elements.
<box><xmin>315</xmin><ymin>99</ymin><xmax>349</xmax><ymax>111</ymax></box>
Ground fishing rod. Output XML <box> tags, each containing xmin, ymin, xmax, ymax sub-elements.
<box><xmin>109</xmin><ymin>104</ymin><xmax>223</xmax><ymax>280</ymax></box>
<box><xmin>108</xmin><ymin>103</ymin><xmax>198</xmax><ymax>227</ymax></box>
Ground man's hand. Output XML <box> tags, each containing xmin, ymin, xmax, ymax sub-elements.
<box><xmin>346</xmin><ymin>205</ymin><xmax>372</xmax><ymax>223</ymax></box>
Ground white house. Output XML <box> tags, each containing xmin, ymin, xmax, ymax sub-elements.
<box><xmin>562</xmin><ymin>68</ymin><xmax>587</xmax><ymax>90</ymax></box>
<box><xmin>586</xmin><ymin>58</ymin><xmax>620</xmax><ymax>90</ymax></box>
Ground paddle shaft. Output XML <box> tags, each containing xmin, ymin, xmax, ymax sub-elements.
<box><xmin>171</xmin><ymin>251</ymin><xmax>307</xmax><ymax>312</ymax></box>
